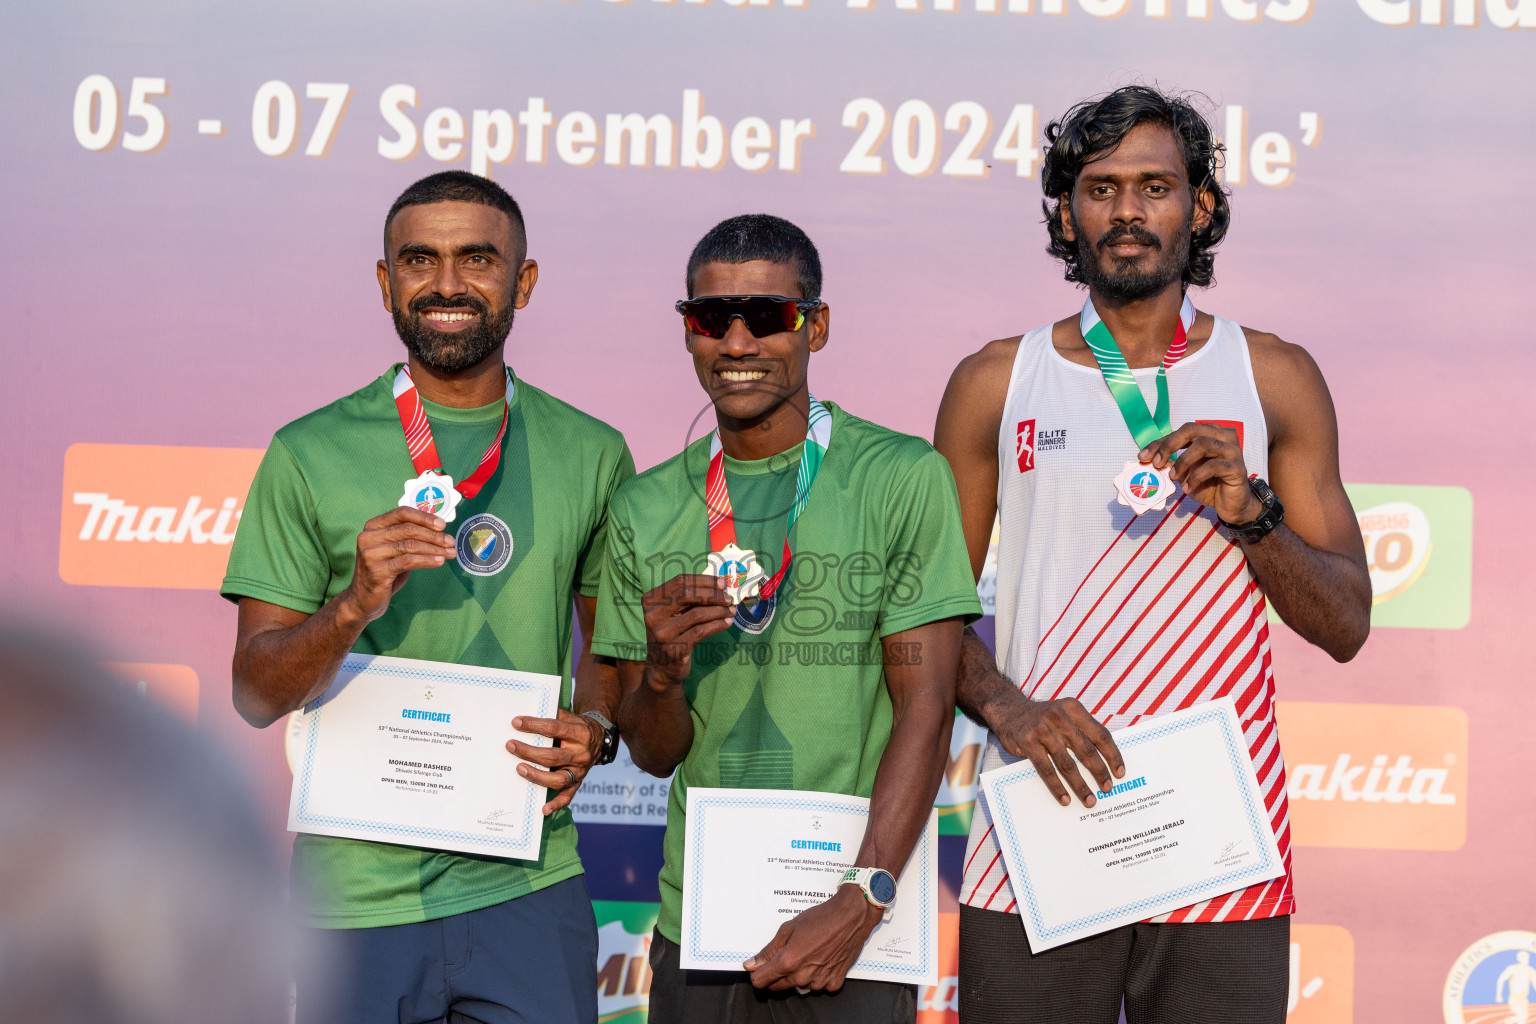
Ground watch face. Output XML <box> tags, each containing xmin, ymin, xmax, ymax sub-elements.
<box><xmin>869</xmin><ymin>869</ymin><xmax>897</xmax><ymax>906</ymax></box>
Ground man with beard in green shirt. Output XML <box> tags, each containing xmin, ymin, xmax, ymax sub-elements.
<box><xmin>223</xmin><ymin>171</ymin><xmax>633</xmax><ymax>1024</ymax></box>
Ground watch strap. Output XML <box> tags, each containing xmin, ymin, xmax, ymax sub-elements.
<box><xmin>1219</xmin><ymin>477</ymin><xmax>1285</xmax><ymax>544</ymax></box>
<box><xmin>581</xmin><ymin>710</ymin><xmax>619</xmax><ymax>766</ymax></box>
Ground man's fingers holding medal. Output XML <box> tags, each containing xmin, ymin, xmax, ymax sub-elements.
<box><xmin>344</xmin><ymin>507</ymin><xmax>457</xmax><ymax>622</ymax></box>
<box><xmin>1138</xmin><ymin>422</ymin><xmax>1259</xmax><ymax>524</ymax></box>
<box><xmin>641</xmin><ymin>574</ymin><xmax>737</xmax><ymax>682</ymax></box>
<box><xmin>509</xmin><ymin>708</ymin><xmax>600</xmax><ymax>816</ymax></box>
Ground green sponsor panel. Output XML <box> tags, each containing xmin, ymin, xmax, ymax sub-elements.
<box><xmin>936</xmin><ymin>709</ymin><xmax>986</xmax><ymax>835</ymax></box>
<box><xmin>1269</xmin><ymin>484</ymin><xmax>1472</xmax><ymax>630</ymax></box>
<box><xmin>594</xmin><ymin>900</ymin><xmax>660</xmax><ymax>1024</ymax></box>
<box><xmin>1349</xmin><ymin>483</ymin><xmax>1472</xmax><ymax>630</ymax></box>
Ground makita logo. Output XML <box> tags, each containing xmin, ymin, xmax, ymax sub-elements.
<box><xmin>1288</xmin><ymin>754</ymin><xmax>1456</xmax><ymax>805</ymax></box>
<box><xmin>72</xmin><ymin>493</ymin><xmax>242</xmax><ymax>544</ymax></box>
<box><xmin>1276</xmin><ymin>700</ymin><xmax>1466</xmax><ymax>850</ymax></box>
<box><xmin>58</xmin><ymin>443</ymin><xmax>263</xmax><ymax>590</ymax></box>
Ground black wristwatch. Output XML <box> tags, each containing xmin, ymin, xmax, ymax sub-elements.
<box><xmin>1219</xmin><ymin>477</ymin><xmax>1285</xmax><ymax>544</ymax></box>
<box><xmin>582</xmin><ymin>710</ymin><xmax>619</xmax><ymax>766</ymax></box>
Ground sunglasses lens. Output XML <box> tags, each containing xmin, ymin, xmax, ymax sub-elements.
<box><xmin>683</xmin><ymin>309</ymin><xmax>727</xmax><ymax>338</ymax></box>
<box><xmin>680</xmin><ymin>298</ymin><xmax>809</xmax><ymax>339</ymax></box>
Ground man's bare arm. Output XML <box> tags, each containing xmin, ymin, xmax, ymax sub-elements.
<box><xmin>934</xmin><ymin>339</ymin><xmax>1126</xmax><ymax>807</ymax></box>
<box><xmin>933</xmin><ymin>338</ymin><xmax>1012</xmax><ymax>727</ymax></box>
<box><xmin>232</xmin><ymin>506</ymin><xmax>455</xmax><ymax>728</ymax></box>
<box><xmin>1142</xmin><ymin>333</ymin><xmax>1370</xmax><ymax>662</ymax></box>
<box><xmin>743</xmin><ymin>617</ymin><xmax>962</xmax><ymax>991</ymax></box>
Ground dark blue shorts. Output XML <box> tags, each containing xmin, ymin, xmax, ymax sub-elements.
<box><xmin>298</xmin><ymin>875</ymin><xmax>599</xmax><ymax>1024</ymax></box>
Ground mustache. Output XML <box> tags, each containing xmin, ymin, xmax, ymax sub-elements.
<box><xmin>406</xmin><ymin>292</ymin><xmax>489</xmax><ymax>315</ymax></box>
<box><xmin>1096</xmin><ymin>226</ymin><xmax>1162</xmax><ymax>251</ymax></box>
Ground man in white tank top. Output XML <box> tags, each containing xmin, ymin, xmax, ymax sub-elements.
<box><xmin>933</xmin><ymin>86</ymin><xmax>1372</xmax><ymax>1024</ymax></box>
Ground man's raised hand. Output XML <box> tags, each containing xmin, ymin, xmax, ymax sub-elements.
<box><xmin>990</xmin><ymin>696</ymin><xmax>1126</xmax><ymax>807</ymax></box>
<box><xmin>339</xmin><ymin>507</ymin><xmax>457</xmax><ymax>625</ymax></box>
<box><xmin>1140</xmin><ymin>422</ymin><xmax>1261</xmax><ymax>525</ymax></box>
<box><xmin>641</xmin><ymin>574</ymin><xmax>736</xmax><ymax>687</ymax></box>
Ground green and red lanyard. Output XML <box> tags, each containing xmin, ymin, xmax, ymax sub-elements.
<box><xmin>1080</xmin><ymin>295</ymin><xmax>1196</xmax><ymax>449</ymax></box>
<box><xmin>705</xmin><ymin>396</ymin><xmax>832</xmax><ymax>602</ymax></box>
<box><xmin>392</xmin><ymin>364</ymin><xmax>513</xmax><ymax>499</ymax></box>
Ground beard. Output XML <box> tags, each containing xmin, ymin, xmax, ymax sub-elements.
<box><xmin>1076</xmin><ymin>219</ymin><xmax>1191</xmax><ymax>302</ymax></box>
<box><xmin>392</xmin><ymin>291</ymin><xmax>513</xmax><ymax>373</ymax></box>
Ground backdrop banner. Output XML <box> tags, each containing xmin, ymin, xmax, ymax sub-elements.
<box><xmin>6</xmin><ymin>2</ymin><xmax>1533</xmax><ymax>1021</ymax></box>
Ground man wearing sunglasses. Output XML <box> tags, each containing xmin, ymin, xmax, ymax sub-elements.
<box><xmin>592</xmin><ymin>214</ymin><xmax>982</xmax><ymax>1023</ymax></box>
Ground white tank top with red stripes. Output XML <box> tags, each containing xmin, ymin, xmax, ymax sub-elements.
<box><xmin>961</xmin><ymin>312</ymin><xmax>1295</xmax><ymax>925</ymax></box>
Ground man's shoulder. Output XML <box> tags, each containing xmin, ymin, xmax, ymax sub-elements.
<box><xmin>517</xmin><ymin>379</ymin><xmax>628</xmax><ymax>451</ymax></box>
<box><xmin>1236</xmin><ymin>323</ymin><xmax>1326</xmax><ymax>387</ymax></box>
<box><xmin>610</xmin><ymin>442</ymin><xmax>703</xmax><ymax>514</ymax></box>
<box><xmin>827</xmin><ymin>404</ymin><xmax>946</xmax><ymax>477</ymax></box>
<box><xmin>272</xmin><ymin>371</ymin><xmax>395</xmax><ymax>452</ymax></box>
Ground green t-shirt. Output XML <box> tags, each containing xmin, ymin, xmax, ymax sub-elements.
<box><xmin>222</xmin><ymin>365</ymin><xmax>634</xmax><ymax>929</ymax></box>
<box><xmin>590</xmin><ymin>401</ymin><xmax>981</xmax><ymax>942</ymax></box>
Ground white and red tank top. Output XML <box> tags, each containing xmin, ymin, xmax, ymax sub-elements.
<box><xmin>961</xmin><ymin>313</ymin><xmax>1294</xmax><ymax>925</ymax></box>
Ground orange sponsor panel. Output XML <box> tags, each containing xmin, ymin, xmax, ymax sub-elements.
<box><xmin>104</xmin><ymin>661</ymin><xmax>200</xmax><ymax>721</ymax></box>
<box><xmin>59</xmin><ymin>443</ymin><xmax>264</xmax><ymax>590</ymax></box>
<box><xmin>918</xmin><ymin>912</ymin><xmax>960</xmax><ymax>1023</ymax></box>
<box><xmin>1278</xmin><ymin>701</ymin><xmax>1467</xmax><ymax>851</ymax></box>
<box><xmin>1288</xmin><ymin>924</ymin><xmax>1354</xmax><ymax>1023</ymax></box>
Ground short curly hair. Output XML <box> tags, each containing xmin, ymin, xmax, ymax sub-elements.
<box><xmin>1041</xmin><ymin>86</ymin><xmax>1230</xmax><ymax>288</ymax></box>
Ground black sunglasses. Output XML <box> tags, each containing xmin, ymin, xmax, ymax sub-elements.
<box><xmin>675</xmin><ymin>295</ymin><xmax>822</xmax><ymax>340</ymax></box>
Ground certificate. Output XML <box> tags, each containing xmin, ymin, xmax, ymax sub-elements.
<box><xmin>979</xmin><ymin>697</ymin><xmax>1283</xmax><ymax>952</ymax></box>
<box><xmin>679</xmin><ymin>788</ymin><xmax>938</xmax><ymax>986</ymax></box>
<box><xmin>286</xmin><ymin>653</ymin><xmax>561</xmax><ymax>862</ymax></box>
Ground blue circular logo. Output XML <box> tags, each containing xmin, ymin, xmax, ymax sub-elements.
<box><xmin>455</xmin><ymin>513</ymin><xmax>513</xmax><ymax>577</ymax></box>
<box><xmin>733</xmin><ymin>595</ymin><xmax>776</xmax><ymax>635</ymax></box>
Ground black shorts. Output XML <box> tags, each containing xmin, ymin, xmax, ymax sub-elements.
<box><xmin>647</xmin><ymin>928</ymin><xmax>916</xmax><ymax>1024</ymax></box>
<box><xmin>958</xmin><ymin>905</ymin><xmax>1289</xmax><ymax>1024</ymax></box>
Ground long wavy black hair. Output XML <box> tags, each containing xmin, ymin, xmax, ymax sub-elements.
<box><xmin>1041</xmin><ymin>86</ymin><xmax>1230</xmax><ymax>289</ymax></box>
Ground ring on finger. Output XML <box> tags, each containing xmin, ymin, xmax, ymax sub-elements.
<box><xmin>561</xmin><ymin>767</ymin><xmax>577</xmax><ymax>788</ymax></box>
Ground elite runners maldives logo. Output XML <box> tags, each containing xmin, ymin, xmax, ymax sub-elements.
<box><xmin>1277</xmin><ymin>701</ymin><xmax>1468</xmax><ymax>851</ymax></box>
<box><xmin>59</xmin><ymin>443</ymin><xmax>264</xmax><ymax>590</ymax></box>
<box><xmin>1015</xmin><ymin>419</ymin><xmax>1035</xmax><ymax>473</ymax></box>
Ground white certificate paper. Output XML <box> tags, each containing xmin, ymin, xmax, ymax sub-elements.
<box><xmin>680</xmin><ymin>788</ymin><xmax>938</xmax><ymax>986</ymax></box>
<box><xmin>286</xmin><ymin>654</ymin><xmax>561</xmax><ymax>862</ymax></box>
<box><xmin>979</xmin><ymin>697</ymin><xmax>1283</xmax><ymax>952</ymax></box>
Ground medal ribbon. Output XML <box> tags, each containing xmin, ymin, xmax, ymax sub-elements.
<box><xmin>1080</xmin><ymin>295</ymin><xmax>1196</xmax><ymax>450</ymax></box>
<box><xmin>705</xmin><ymin>396</ymin><xmax>832</xmax><ymax>602</ymax></box>
<box><xmin>392</xmin><ymin>365</ymin><xmax>514</xmax><ymax>500</ymax></box>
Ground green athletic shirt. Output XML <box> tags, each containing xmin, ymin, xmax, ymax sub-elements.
<box><xmin>222</xmin><ymin>364</ymin><xmax>634</xmax><ymax>929</ymax></box>
<box><xmin>590</xmin><ymin>401</ymin><xmax>981</xmax><ymax>943</ymax></box>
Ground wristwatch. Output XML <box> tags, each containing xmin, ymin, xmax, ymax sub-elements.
<box><xmin>1219</xmin><ymin>477</ymin><xmax>1286</xmax><ymax>544</ymax></box>
<box><xmin>840</xmin><ymin>866</ymin><xmax>898</xmax><ymax>920</ymax></box>
<box><xmin>581</xmin><ymin>710</ymin><xmax>619</xmax><ymax>766</ymax></box>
